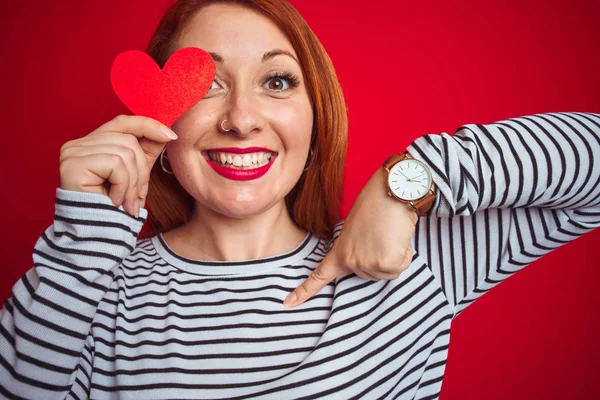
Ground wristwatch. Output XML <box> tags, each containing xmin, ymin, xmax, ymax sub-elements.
<box><xmin>382</xmin><ymin>152</ymin><xmax>437</xmax><ymax>216</ymax></box>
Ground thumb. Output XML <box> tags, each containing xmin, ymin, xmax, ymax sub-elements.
<box><xmin>139</xmin><ymin>137</ymin><xmax>172</xmax><ymax>169</ymax></box>
<box><xmin>283</xmin><ymin>251</ymin><xmax>347</xmax><ymax>308</ymax></box>
<box><xmin>100</xmin><ymin>115</ymin><xmax>178</xmax><ymax>168</ymax></box>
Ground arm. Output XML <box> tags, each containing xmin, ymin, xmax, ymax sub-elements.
<box><xmin>0</xmin><ymin>189</ymin><xmax>146</xmax><ymax>398</ymax></box>
<box><xmin>407</xmin><ymin>112</ymin><xmax>600</xmax><ymax>315</ymax></box>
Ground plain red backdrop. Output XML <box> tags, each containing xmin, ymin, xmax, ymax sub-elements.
<box><xmin>1</xmin><ymin>0</ymin><xmax>599</xmax><ymax>398</ymax></box>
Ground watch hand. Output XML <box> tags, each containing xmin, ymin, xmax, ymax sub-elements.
<box><xmin>398</xmin><ymin>172</ymin><xmax>414</xmax><ymax>182</ymax></box>
<box><xmin>398</xmin><ymin>171</ymin><xmax>411</xmax><ymax>180</ymax></box>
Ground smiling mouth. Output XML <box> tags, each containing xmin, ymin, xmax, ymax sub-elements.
<box><xmin>202</xmin><ymin>150</ymin><xmax>277</xmax><ymax>170</ymax></box>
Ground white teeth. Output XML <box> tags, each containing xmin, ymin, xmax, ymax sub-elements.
<box><xmin>232</xmin><ymin>155</ymin><xmax>243</xmax><ymax>167</ymax></box>
<box><xmin>207</xmin><ymin>151</ymin><xmax>274</xmax><ymax>169</ymax></box>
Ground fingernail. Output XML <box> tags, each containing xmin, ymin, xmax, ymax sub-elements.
<box><xmin>139</xmin><ymin>182</ymin><xmax>149</xmax><ymax>198</ymax></box>
<box><xmin>283</xmin><ymin>292</ymin><xmax>298</xmax><ymax>307</ymax></box>
<box><xmin>134</xmin><ymin>199</ymin><xmax>140</xmax><ymax>218</ymax></box>
<box><xmin>160</xmin><ymin>125</ymin><xmax>178</xmax><ymax>140</ymax></box>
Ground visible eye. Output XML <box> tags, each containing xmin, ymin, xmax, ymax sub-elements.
<box><xmin>264</xmin><ymin>72</ymin><xmax>300</xmax><ymax>92</ymax></box>
<box><xmin>209</xmin><ymin>79</ymin><xmax>221</xmax><ymax>91</ymax></box>
<box><xmin>267</xmin><ymin>77</ymin><xmax>288</xmax><ymax>91</ymax></box>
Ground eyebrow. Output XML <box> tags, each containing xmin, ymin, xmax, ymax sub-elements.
<box><xmin>208</xmin><ymin>49</ymin><xmax>300</xmax><ymax>65</ymax></box>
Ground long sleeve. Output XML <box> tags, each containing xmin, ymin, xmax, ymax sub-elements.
<box><xmin>0</xmin><ymin>189</ymin><xmax>146</xmax><ymax>399</ymax></box>
<box><xmin>407</xmin><ymin>112</ymin><xmax>600</xmax><ymax>316</ymax></box>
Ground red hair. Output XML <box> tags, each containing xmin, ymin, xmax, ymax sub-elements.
<box><xmin>143</xmin><ymin>0</ymin><xmax>348</xmax><ymax>240</ymax></box>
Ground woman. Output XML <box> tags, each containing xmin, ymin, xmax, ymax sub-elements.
<box><xmin>1</xmin><ymin>0</ymin><xmax>598</xmax><ymax>399</ymax></box>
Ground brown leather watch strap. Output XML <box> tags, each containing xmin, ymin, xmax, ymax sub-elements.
<box><xmin>382</xmin><ymin>153</ymin><xmax>407</xmax><ymax>172</ymax></box>
<box><xmin>406</xmin><ymin>152</ymin><xmax>437</xmax><ymax>215</ymax></box>
<box><xmin>412</xmin><ymin>187</ymin><xmax>436</xmax><ymax>215</ymax></box>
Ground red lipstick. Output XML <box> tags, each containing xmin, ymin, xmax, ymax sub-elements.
<box><xmin>204</xmin><ymin>149</ymin><xmax>276</xmax><ymax>181</ymax></box>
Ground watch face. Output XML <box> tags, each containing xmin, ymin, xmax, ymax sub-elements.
<box><xmin>388</xmin><ymin>159</ymin><xmax>432</xmax><ymax>200</ymax></box>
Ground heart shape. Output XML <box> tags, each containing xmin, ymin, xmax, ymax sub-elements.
<box><xmin>111</xmin><ymin>47</ymin><xmax>216</xmax><ymax>127</ymax></box>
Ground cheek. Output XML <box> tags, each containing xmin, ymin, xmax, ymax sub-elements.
<box><xmin>269</xmin><ymin>101</ymin><xmax>313</xmax><ymax>145</ymax></box>
<box><xmin>167</xmin><ymin>105</ymin><xmax>217</xmax><ymax>160</ymax></box>
<box><xmin>172</xmin><ymin>102</ymin><xmax>218</xmax><ymax>140</ymax></box>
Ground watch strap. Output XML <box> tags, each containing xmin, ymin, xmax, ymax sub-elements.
<box><xmin>382</xmin><ymin>153</ymin><xmax>407</xmax><ymax>172</ymax></box>
<box><xmin>411</xmin><ymin>186</ymin><xmax>436</xmax><ymax>216</ymax></box>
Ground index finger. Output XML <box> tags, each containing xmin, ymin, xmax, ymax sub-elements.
<box><xmin>283</xmin><ymin>253</ymin><xmax>347</xmax><ymax>308</ymax></box>
<box><xmin>94</xmin><ymin>114</ymin><xmax>178</xmax><ymax>173</ymax></box>
<box><xmin>92</xmin><ymin>114</ymin><xmax>177</xmax><ymax>144</ymax></box>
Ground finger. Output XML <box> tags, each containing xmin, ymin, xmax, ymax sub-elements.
<box><xmin>65</xmin><ymin>153</ymin><xmax>131</xmax><ymax>207</ymax></box>
<box><xmin>138</xmin><ymin>137</ymin><xmax>169</xmax><ymax>172</ymax></box>
<box><xmin>370</xmin><ymin>248</ymin><xmax>414</xmax><ymax>280</ymax></box>
<box><xmin>283</xmin><ymin>254</ymin><xmax>347</xmax><ymax>308</ymax></box>
<box><xmin>369</xmin><ymin>270</ymin><xmax>401</xmax><ymax>280</ymax></box>
<box><xmin>377</xmin><ymin>248</ymin><xmax>413</xmax><ymax>280</ymax></box>
<box><xmin>400</xmin><ymin>247</ymin><xmax>413</xmax><ymax>270</ymax></box>
<box><xmin>77</xmin><ymin>132</ymin><xmax>152</xmax><ymax>199</ymax></box>
<box><xmin>103</xmin><ymin>156</ymin><xmax>132</xmax><ymax>210</ymax></box>
<box><xmin>91</xmin><ymin>115</ymin><xmax>177</xmax><ymax>166</ymax></box>
<box><xmin>355</xmin><ymin>269</ymin><xmax>379</xmax><ymax>280</ymax></box>
<box><xmin>61</xmin><ymin>144</ymin><xmax>139</xmax><ymax>216</ymax></box>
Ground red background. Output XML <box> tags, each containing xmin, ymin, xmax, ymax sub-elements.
<box><xmin>1</xmin><ymin>1</ymin><xmax>599</xmax><ymax>398</ymax></box>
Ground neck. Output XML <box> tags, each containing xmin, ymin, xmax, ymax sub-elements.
<box><xmin>164</xmin><ymin>200</ymin><xmax>308</xmax><ymax>262</ymax></box>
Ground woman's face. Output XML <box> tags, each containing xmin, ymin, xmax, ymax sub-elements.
<box><xmin>168</xmin><ymin>3</ymin><xmax>313</xmax><ymax>219</ymax></box>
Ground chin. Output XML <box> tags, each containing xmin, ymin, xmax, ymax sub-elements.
<box><xmin>212</xmin><ymin>201</ymin><xmax>276</xmax><ymax>219</ymax></box>
<box><xmin>197</xmin><ymin>189</ymin><xmax>283</xmax><ymax>219</ymax></box>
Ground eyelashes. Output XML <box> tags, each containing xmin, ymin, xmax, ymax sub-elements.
<box><xmin>209</xmin><ymin>70</ymin><xmax>301</xmax><ymax>93</ymax></box>
<box><xmin>264</xmin><ymin>70</ymin><xmax>301</xmax><ymax>90</ymax></box>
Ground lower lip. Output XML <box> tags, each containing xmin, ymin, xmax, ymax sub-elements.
<box><xmin>205</xmin><ymin>156</ymin><xmax>276</xmax><ymax>181</ymax></box>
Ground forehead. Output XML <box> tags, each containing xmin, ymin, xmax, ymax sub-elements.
<box><xmin>176</xmin><ymin>3</ymin><xmax>298</xmax><ymax>62</ymax></box>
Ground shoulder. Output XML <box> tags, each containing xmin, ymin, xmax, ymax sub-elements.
<box><xmin>118</xmin><ymin>236</ymin><xmax>160</xmax><ymax>272</ymax></box>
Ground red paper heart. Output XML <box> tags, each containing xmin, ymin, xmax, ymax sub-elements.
<box><xmin>111</xmin><ymin>47</ymin><xmax>216</xmax><ymax>127</ymax></box>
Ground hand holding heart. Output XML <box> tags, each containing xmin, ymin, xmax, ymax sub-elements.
<box><xmin>283</xmin><ymin>167</ymin><xmax>418</xmax><ymax>307</ymax></box>
<box><xmin>59</xmin><ymin>47</ymin><xmax>216</xmax><ymax>217</ymax></box>
<box><xmin>59</xmin><ymin>115</ymin><xmax>178</xmax><ymax>217</ymax></box>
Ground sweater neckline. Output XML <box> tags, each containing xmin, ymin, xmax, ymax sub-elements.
<box><xmin>151</xmin><ymin>231</ymin><xmax>320</xmax><ymax>276</ymax></box>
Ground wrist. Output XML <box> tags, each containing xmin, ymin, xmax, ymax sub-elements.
<box><xmin>374</xmin><ymin>167</ymin><xmax>418</xmax><ymax>220</ymax></box>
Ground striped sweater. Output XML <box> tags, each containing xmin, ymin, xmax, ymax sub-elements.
<box><xmin>1</xmin><ymin>112</ymin><xmax>599</xmax><ymax>399</ymax></box>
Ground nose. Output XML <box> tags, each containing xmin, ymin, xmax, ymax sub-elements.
<box><xmin>220</xmin><ymin>85</ymin><xmax>265</xmax><ymax>137</ymax></box>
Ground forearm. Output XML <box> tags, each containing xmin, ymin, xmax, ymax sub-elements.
<box><xmin>0</xmin><ymin>189</ymin><xmax>146</xmax><ymax>398</ymax></box>
<box><xmin>407</xmin><ymin>112</ymin><xmax>600</xmax><ymax>217</ymax></box>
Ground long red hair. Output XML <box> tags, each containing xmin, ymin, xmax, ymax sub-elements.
<box><xmin>143</xmin><ymin>0</ymin><xmax>348</xmax><ymax>240</ymax></box>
